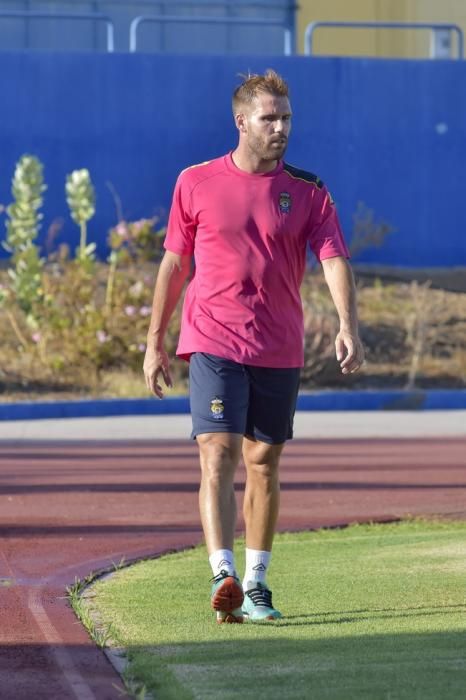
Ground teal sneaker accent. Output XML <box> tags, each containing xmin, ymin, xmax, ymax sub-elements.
<box><xmin>210</xmin><ymin>570</ymin><xmax>244</xmax><ymax>624</ymax></box>
<box><xmin>242</xmin><ymin>582</ymin><xmax>282</xmax><ymax>621</ymax></box>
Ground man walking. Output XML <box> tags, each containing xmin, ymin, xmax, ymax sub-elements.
<box><xmin>144</xmin><ymin>69</ymin><xmax>364</xmax><ymax>623</ymax></box>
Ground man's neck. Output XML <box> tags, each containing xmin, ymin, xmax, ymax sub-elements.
<box><xmin>231</xmin><ymin>147</ymin><xmax>278</xmax><ymax>174</ymax></box>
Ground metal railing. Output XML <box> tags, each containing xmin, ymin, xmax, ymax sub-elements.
<box><xmin>0</xmin><ymin>11</ymin><xmax>115</xmax><ymax>52</ymax></box>
<box><xmin>304</xmin><ymin>21</ymin><xmax>464</xmax><ymax>60</ymax></box>
<box><xmin>129</xmin><ymin>14</ymin><xmax>292</xmax><ymax>55</ymax></box>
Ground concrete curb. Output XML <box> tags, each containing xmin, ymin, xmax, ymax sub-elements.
<box><xmin>1</xmin><ymin>389</ymin><xmax>466</xmax><ymax>421</ymax></box>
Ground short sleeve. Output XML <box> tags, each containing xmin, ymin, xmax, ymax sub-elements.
<box><xmin>163</xmin><ymin>173</ymin><xmax>196</xmax><ymax>256</ymax></box>
<box><xmin>307</xmin><ymin>186</ymin><xmax>350</xmax><ymax>262</ymax></box>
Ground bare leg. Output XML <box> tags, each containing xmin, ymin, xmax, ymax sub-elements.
<box><xmin>242</xmin><ymin>437</ymin><xmax>285</xmax><ymax>551</ymax></box>
<box><xmin>197</xmin><ymin>432</ymin><xmax>243</xmax><ymax>554</ymax></box>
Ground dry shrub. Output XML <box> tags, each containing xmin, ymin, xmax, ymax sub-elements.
<box><xmin>404</xmin><ymin>281</ymin><xmax>439</xmax><ymax>389</ymax></box>
<box><xmin>350</xmin><ymin>202</ymin><xmax>395</xmax><ymax>257</ymax></box>
<box><xmin>358</xmin><ymin>279</ymin><xmax>466</xmax><ymax>389</ymax></box>
<box><xmin>1</xmin><ymin>256</ymin><xmax>464</xmax><ymax>398</ymax></box>
<box><xmin>301</xmin><ymin>273</ymin><xmax>341</xmax><ymax>386</ymax></box>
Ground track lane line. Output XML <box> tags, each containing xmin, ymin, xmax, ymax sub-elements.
<box><xmin>27</xmin><ymin>586</ymin><xmax>97</xmax><ymax>700</ymax></box>
<box><xmin>2</xmin><ymin>549</ymin><xmax>97</xmax><ymax>700</ymax></box>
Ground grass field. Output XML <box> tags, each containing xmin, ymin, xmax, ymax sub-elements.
<box><xmin>82</xmin><ymin>520</ymin><xmax>466</xmax><ymax>699</ymax></box>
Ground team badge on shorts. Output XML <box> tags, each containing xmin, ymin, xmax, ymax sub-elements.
<box><xmin>210</xmin><ymin>398</ymin><xmax>225</xmax><ymax>420</ymax></box>
<box><xmin>279</xmin><ymin>191</ymin><xmax>291</xmax><ymax>213</ymax></box>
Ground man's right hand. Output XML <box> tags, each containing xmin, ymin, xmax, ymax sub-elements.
<box><xmin>143</xmin><ymin>346</ymin><xmax>173</xmax><ymax>399</ymax></box>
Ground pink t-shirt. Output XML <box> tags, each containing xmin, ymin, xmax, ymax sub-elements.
<box><xmin>164</xmin><ymin>152</ymin><xmax>349</xmax><ymax>367</ymax></box>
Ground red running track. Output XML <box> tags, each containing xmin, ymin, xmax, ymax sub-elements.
<box><xmin>1</xmin><ymin>437</ymin><xmax>465</xmax><ymax>699</ymax></box>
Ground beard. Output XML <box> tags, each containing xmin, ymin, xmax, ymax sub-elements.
<box><xmin>248</xmin><ymin>132</ymin><xmax>288</xmax><ymax>162</ymax></box>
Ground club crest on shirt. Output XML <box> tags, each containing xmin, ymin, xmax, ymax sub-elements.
<box><xmin>210</xmin><ymin>398</ymin><xmax>224</xmax><ymax>420</ymax></box>
<box><xmin>279</xmin><ymin>191</ymin><xmax>291</xmax><ymax>213</ymax></box>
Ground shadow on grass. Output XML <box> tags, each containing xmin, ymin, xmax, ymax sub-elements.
<box><xmin>125</xmin><ymin>630</ymin><xmax>466</xmax><ymax>700</ymax></box>
<box><xmin>278</xmin><ymin>603</ymin><xmax>466</xmax><ymax>627</ymax></box>
<box><xmin>285</xmin><ymin>603</ymin><xmax>466</xmax><ymax>618</ymax></box>
<box><xmin>3</xmin><ymin>629</ymin><xmax>464</xmax><ymax>699</ymax></box>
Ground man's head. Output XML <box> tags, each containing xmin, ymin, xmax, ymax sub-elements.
<box><xmin>232</xmin><ymin>69</ymin><xmax>292</xmax><ymax>163</ymax></box>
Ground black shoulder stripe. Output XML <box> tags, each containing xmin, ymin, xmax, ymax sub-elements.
<box><xmin>283</xmin><ymin>163</ymin><xmax>324</xmax><ymax>188</ymax></box>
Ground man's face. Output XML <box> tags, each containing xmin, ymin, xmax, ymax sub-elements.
<box><xmin>238</xmin><ymin>93</ymin><xmax>292</xmax><ymax>162</ymax></box>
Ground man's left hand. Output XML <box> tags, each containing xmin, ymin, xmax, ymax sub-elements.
<box><xmin>335</xmin><ymin>331</ymin><xmax>365</xmax><ymax>375</ymax></box>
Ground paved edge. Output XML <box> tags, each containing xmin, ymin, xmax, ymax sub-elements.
<box><xmin>1</xmin><ymin>389</ymin><xmax>466</xmax><ymax>421</ymax></box>
<box><xmin>2</xmin><ymin>411</ymin><xmax>466</xmax><ymax>440</ymax></box>
<box><xmin>79</xmin><ymin>567</ymin><xmax>151</xmax><ymax>699</ymax></box>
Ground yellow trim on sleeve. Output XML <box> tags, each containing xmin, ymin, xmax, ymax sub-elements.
<box><xmin>181</xmin><ymin>160</ymin><xmax>212</xmax><ymax>175</ymax></box>
<box><xmin>283</xmin><ymin>169</ymin><xmax>323</xmax><ymax>189</ymax></box>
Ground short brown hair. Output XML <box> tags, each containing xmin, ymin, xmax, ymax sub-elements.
<box><xmin>232</xmin><ymin>69</ymin><xmax>289</xmax><ymax>114</ymax></box>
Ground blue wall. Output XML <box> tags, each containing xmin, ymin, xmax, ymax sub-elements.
<box><xmin>1</xmin><ymin>52</ymin><xmax>465</xmax><ymax>266</ymax></box>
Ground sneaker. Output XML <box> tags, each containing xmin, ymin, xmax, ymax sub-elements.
<box><xmin>242</xmin><ymin>582</ymin><xmax>282</xmax><ymax>622</ymax></box>
<box><xmin>215</xmin><ymin>608</ymin><xmax>244</xmax><ymax>624</ymax></box>
<box><xmin>211</xmin><ymin>570</ymin><xmax>244</xmax><ymax>624</ymax></box>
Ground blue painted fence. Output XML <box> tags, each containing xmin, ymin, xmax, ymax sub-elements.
<box><xmin>1</xmin><ymin>52</ymin><xmax>465</xmax><ymax>266</ymax></box>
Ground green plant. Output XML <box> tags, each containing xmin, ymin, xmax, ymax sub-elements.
<box><xmin>66</xmin><ymin>168</ymin><xmax>96</xmax><ymax>260</ymax></box>
<box><xmin>108</xmin><ymin>218</ymin><xmax>165</xmax><ymax>264</ymax></box>
<box><xmin>66</xmin><ymin>573</ymin><xmax>116</xmax><ymax>649</ymax></box>
<box><xmin>0</xmin><ymin>160</ymin><xmax>164</xmax><ymax>390</ymax></box>
<box><xmin>1</xmin><ymin>155</ymin><xmax>47</xmax><ymax>337</ymax></box>
<box><xmin>112</xmin><ymin>557</ymin><xmax>127</xmax><ymax>571</ymax></box>
<box><xmin>105</xmin><ymin>218</ymin><xmax>165</xmax><ymax>313</ymax></box>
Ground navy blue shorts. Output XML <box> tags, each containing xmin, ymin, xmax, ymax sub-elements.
<box><xmin>189</xmin><ymin>353</ymin><xmax>301</xmax><ymax>444</ymax></box>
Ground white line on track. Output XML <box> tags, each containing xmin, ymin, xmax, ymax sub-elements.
<box><xmin>27</xmin><ymin>587</ymin><xmax>97</xmax><ymax>700</ymax></box>
<box><xmin>2</xmin><ymin>547</ymin><xmax>98</xmax><ymax>699</ymax></box>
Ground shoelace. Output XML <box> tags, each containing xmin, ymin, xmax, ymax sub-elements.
<box><xmin>246</xmin><ymin>584</ymin><xmax>273</xmax><ymax>608</ymax></box>
<box><xmin>210</xmin><ymin>569</ymin><xmax>234</xmax><ymax>584</ymax></box>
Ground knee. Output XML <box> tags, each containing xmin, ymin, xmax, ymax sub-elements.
<box><xmin>198</xmin><ymin>437</ymin><xmax>239</xmax><ymax>483</ymax></box>
<box><xmin>243</xmin><ymin>442</ymin><xmax>282</xmax><ymax>484</ymax></box>
<box><xmin>246</xmin><ymin>459</ymin><xmax>279</xmax><ymax>484</ymax></box>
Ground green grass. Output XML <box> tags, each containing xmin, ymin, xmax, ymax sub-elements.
<box><xmin>83</xmin><ymin>520</ymin><xmax>466</xmax><ymax>699</ymax></box>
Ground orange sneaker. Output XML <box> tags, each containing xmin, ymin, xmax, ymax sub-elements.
<box><xmin>210</xmin><ymin>570</ymin><xmax>244</xmax><ymax>624</ymax></box>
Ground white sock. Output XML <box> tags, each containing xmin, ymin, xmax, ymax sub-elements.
<box><xmin>209</xmin><ymin>549</ymin><xmax>236</xmax><ymax>577</ymax></box>
<box><xmin>243</xmin><ymin>548</ymin><xmax>271</xmax><ymax>588</ymax></box>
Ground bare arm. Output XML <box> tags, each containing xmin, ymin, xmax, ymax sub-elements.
<box><xmin>143</xmin><ymin>250</ymin><xmax>192</xmax><ymax>397</ymax></box>
<box><xmin>321</xmin><ymin>256</ymin><xmax>365</xmax><ymax>374</ymax></box>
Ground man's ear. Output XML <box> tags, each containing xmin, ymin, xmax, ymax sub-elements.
<box><xmin>235</xmin><ymin>113</ymin><xmax>247</xmax><ymax>133</ymax></box>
